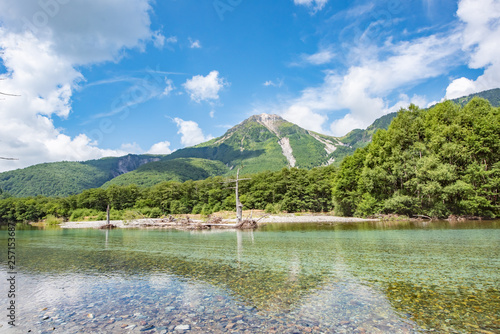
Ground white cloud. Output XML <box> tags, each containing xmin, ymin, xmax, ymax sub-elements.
<box><xmin>152</xmin><ymin>30</ymin><xmax>165</xmax><ymax>49</ymax></box>
<box><xmin>166</xmin><ymin>36</ymin><xmax>178</xmax><ymax>44</ymax></box>
<box><xmin>189</xmin><ymin>38</ymin><xmax>201</xmax><ymax>49</ymax></box>
<box><xmin>147</xmin><ymin>141</ymin><xmax>172</xmax><ymax>155</ymax></box>
<box><xmin>263</xmin><ymin>79</ymin><xmax>283</xmax><ymax>87</ymax></box>
<box><xmin>120</xmin><ymin>142</ymin><xmax>143</xmax><ymax>154</ymax></box>
<box><xmin>282</xmin><ymin>105</ymin><xmax>328</xmax><ymax>133</ymax></box>
<box><xmin>445</xmin><ymin>0</ymin><xmax>500</xmax><ymax>99</ymax></box>
<box><xmin>209</xmin><ymin>110</ymin><xmax>215</xmax><ymax>118</ymax></box>
<box><xmin>279</xmin><ymin>33</ymin><xmax>461</xmax><ymax>136</ymax></box>
<box><xmin>303</xmin><ymin>48</ymin><xmax>335</xmax><ymax>65</ymax></box>
<box><xmin>0</xmin><ymin>0</ymin><xmax>154</xmax><ymax>172</ymax></box>
<box><xmin>183</xmin><ymin>71</ymin><xmax>228</xmax><ymax>103</ymax></box>
<box><xmin>174</xmin><ymin>118</ymin><xmax>213</xmax><ymax>147</ymax></box>
<box><xmin>293</xmin><ymin>0</ymin><xmax>328</xmax><ymax>12</ymax></box>
<box><xmin>163</xmin><ymin>78</ymin><xmax>175</xmax><ymax>96</ymax></box>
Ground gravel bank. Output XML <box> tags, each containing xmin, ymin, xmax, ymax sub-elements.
<box><xmin>59</xmin><ymin>216</ymin><xmax>378</xmax><ymax>229</ymax></box>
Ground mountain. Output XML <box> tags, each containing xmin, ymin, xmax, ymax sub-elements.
<box><xmin>163</xmin><ymin>114</ymin><xmax>346</xmax><ymax>173</ymax></box>
<box><xmin>450</xmin><ymin>88</ymin><xmax>500</xmax><ymax>107</ymax></box>
<box><xmin>102</xmin><ymin>158</ymin><xmax>230</xmax><ymax>188</ymax></box>
<box><xmin>334</xmin><ymin>88</ymin><xmax>500</xmax><ymax>163</ymax></box>
<box><xmin>2</xmin><ymin>88</ymin><xmax>499</xmax><ymax>197</ymax></box>
<box><xmin>0</xmin><ymin>154</ymin><xmax>161</xmax><ymax>197</ymax></box>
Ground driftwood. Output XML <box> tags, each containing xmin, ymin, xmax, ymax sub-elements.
<box><xmin>235</xmin><ymin>219</ymin><xmax>258</xmax><ymax>229</ymax></box>
<box><xmin>99</xmin><ymin>224</ymin><xmax>116</xmax><ymax>229</ymax></box>
<box><xmin>413</xmin><ymin>214</ymin><xmax>432</xmax><ymax>220</ymax></box>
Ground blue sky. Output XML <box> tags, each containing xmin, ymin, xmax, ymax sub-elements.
<box><xmin>1</xmin><ymin>0</ymin><xmax>499</xmax><ymax>171</ymax></box>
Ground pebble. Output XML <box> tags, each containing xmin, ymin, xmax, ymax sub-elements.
<box><xmin>140</xmin><ymin>324</ymin><xmax>155</xmax><ymax>331</ymax></box>
<box><xmin>174</xmin><ymin>324</ymin><xmax>191</xmax><ymax>330</ymax></box>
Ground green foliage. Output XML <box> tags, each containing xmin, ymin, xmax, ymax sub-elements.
<box><xmin>0</xmin><ymin>165</ymin><xmax>337</xmax><ymax>223</ymax></box>
<box><xmin>0</xmin><ymin>154</ymin><xmax>164</xmax><ymax>197</ymax></box>
<box><xmin>332</xmin><ymin>148</ymin><xmax>367</xmax><ymax>216</ymax></box>
<box><xmin>449</xmin><ymin>88</ymin><xmax>500</xmax><ymax>108</ymax></box>
<box><xmin>333</xmin><ymin>98</ymin><xmax>500</xmax><ymax>218</ymax></box>
<box><xmin>44</xmin><ymin>214</ymin><xmax>63</xmax><ymax>225</ymax></box>
<box><xmin>102</xmin><ymin>158</ymin><xmax>229</xmax><ymax>188</ymax></box>
<box><xmin>2</xmin><ymin>89</ymin><xmax>499</xmax><ymax>206</ymax></box>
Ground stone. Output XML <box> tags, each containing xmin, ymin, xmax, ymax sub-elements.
<box><xmin>140</xmin><ymin>325</ymin><xmax>155</xmax><ymax>331</ymax></box>
<box><xmin>174</xmin><ymin>324</ymin><xmax>191</xmax><ymax>331</ymax></box>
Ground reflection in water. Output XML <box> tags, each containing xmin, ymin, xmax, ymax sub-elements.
<box><xmin>0</xmin><ymin>221</ymin><xmax>499</xmax><ymax>333</ymax></box>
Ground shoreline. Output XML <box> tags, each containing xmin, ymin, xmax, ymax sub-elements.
<box><xmin>58</xmin><ymin>215</ymin><xmax>380</xmax><ymax>229</ymax></box>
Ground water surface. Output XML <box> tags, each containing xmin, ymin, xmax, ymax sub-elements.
<box><xmin>1</xmin><ymin>220</ymin><xmax>499</xmax><ymax>333</ymax></box>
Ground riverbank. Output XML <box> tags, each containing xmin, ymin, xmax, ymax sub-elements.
<box><xmin>58</xmin><ymin>214</ymin><xmax>379</xmax><ymax>229</ymax></box>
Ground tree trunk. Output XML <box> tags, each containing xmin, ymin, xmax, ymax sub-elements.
<box><xmin>235</xmin><ymin>169</ymin><xmax>243</xmax><ymax>224</ymax></box>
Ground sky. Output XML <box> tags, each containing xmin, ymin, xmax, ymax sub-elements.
<box><xmin>0</xmin><ymin>0</ymin><xmax>499</xmax><ymax>172</ymax></box>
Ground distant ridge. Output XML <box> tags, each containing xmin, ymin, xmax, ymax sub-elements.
<box><xmin>1</xmin><ymin>88</ymin><xmax>499</xmax><ymax>197</ymax></box>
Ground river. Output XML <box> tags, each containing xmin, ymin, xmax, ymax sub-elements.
<box><xmin>1</xmin><ymin>220</ymin><xmax>499</xmax><ymax>333</ymax></box>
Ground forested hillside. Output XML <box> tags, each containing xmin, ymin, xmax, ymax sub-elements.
<box><xmin>1</xmin><ymin>98</ymin><xmax>498</xmax><ymax>222</ymax></box>
<box><xmin>0</xmin><ymin>166</ymin><xmax>335</xmax><ymax>223</ymax></box>
<box><xmin>450</xmin><ymin>88</ymin><xmax>500</xmax><ymax>107</ymax></box>
<box><xmin>102</xmin><ymin>158</ymin><xmax>230</xmax><ymax>188</ymax></box>
<box><xmin>1</xmin><ymin>89</ymin><xmax>499</xmax><ymax>198</ymax></box>
<box><xmin>0</xmin><ymin>155</ymin><xmax>161</xmax><ymax>197</ymax></box>
<box><xmin>333</xmin><ymin>98</ymin><xmax>500</xmax><ymax>218</ymax></box>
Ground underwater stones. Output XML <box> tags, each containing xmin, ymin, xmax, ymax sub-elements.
<box><xmin>140</xmin><ymin>324</ymin><xmax>155</xmax><ymax>331</ymax></box>
<box><xmin>174</xmin><ymin>324</ymin><xmax>191</xmax><ymax>330</ymax></box>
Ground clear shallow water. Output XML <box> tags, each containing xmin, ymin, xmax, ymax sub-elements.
<box><xmin>1</xmin><ymin>221</ymin><xmax>499</xmax><ymax>333</ymax></box>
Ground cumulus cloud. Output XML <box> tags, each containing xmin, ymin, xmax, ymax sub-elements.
<box><xmin>183</xmin><ymin>71</ymin><xmax>228</xmax><ymax>103</ymax></box>
<box><xmin>282</xmin><ymin>105</ymin><xmax>328</xmax><ymax>133</ymax></box>
<box><xmin>152</xmin><ymin>30</ymin><xmax>166</xmax><ymax>49</ymax></box>
<box><xmin>445</xmin><ymin>0</ymin><xmax>500</xmax><ymax>99</ymax></box>
<box><xmin>147</xmin><ymin>141</ymin><xmax>172</xmax><ymax>155</ymax></box>
<box><xmin>293</xmin><ymin>0</ymin><xmax>329</xmax><ymax>12</ymax></box>
<box><xmin>174</xmin><ymin>118</ymin><xmax>213</xmax><ymax>147</ymax></box>
<box><xmin>0</xmin><ymin>0</ymin><xmax>154</xmax><ymax>172</ymax></box>
<box><xmin>120</xmin><ymin>142</ymin><xmax>143</xmax><ymax>154</ymax></box>
<box><xmin>279</xmin><ymin>33</ymin><xmax>461</xmax><ymax>136</ymax></box>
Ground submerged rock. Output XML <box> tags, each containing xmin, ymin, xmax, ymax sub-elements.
<box><xmin>174</xmin><ymin>324</ymin><xmax>191</xmax><ymax>331</ymax></box>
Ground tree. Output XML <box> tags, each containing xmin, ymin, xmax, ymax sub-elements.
<box><xmin>224</xmin><ymin>167</ymin><xmax>250</xmax><ymax>224</ymax></box>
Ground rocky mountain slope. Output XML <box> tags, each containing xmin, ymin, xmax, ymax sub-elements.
<box><xmin>2</xmin><ymin>88</ymin><xmax>499</xmax><ymax>197</ymax></box>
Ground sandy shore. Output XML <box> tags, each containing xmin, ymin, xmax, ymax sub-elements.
<box><xmin>59</xmin><ymin>215</ymin><xmax>378</xmax><ymax>229</ymax></box>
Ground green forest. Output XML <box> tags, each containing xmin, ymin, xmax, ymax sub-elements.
<box><xmin>333</xmin><ymin>98</ymin><xmax>500</xmax><ymax>218</ymax></box>
<box><xmin>0</xmin><ymin>97</ymin><xmax>499</xmax><ymax>223</ymax></box>
<box><xmin>0</xmin><ymin>166</ymin><xmax>335</xmax><ymax>223</ymax></box>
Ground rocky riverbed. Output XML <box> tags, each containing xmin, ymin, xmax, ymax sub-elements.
<box><xmin>59</xmin><ymin>216</ymin><xmax>379</xmax><ymax>229</ymax></box>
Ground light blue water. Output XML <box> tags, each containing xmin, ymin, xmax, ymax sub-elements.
<box><xmin>1</xmin><ymin>221</ymin><xmax>499</xmax><ymax>333</ymax></box>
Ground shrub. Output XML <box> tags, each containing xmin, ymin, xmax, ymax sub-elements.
<box><xmin>45</xmin><ymin>214</ymin><xmax>63</xmax><ymax>225</ymax></box>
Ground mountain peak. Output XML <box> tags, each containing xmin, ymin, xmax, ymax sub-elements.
<box><xmin>248</xmin><ymin>113</ymin><xmax>286</xmax><ymax>137</ymax></box>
